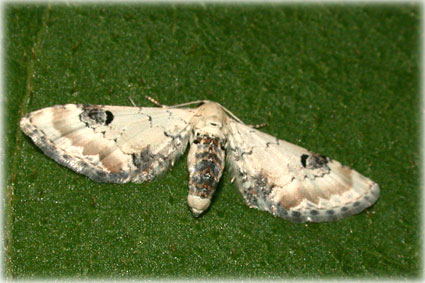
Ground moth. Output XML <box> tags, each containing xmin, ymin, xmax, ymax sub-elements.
<box><xmin>20</xmin><ymin>97</ymin><xmax>379</xmax><ymax>222</ymax></box>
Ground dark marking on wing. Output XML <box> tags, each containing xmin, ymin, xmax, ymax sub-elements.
<box><xmin>80</xmin><ymin>108</ymin><xmax>114</xmax><ymax>127</ymax></box>
<box><xmin>300</xmin><ymin>154</ymin><xmax>329</xmax><ymax>169</ymax></box>
<box><xmin>132</xmin><ymin>147</ymin><xmax>155</xmax><ymax>172</ymax></box>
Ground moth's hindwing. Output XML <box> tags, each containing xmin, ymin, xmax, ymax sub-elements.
<box><xmin>20</xmin><ymin>104</ymin><xmax>195</xmax><ymax>183</ymax></box>
<box><xmin>226</xmin><ymin>120</ymin><xmax>380</xmax><ymax>223</ymax></box>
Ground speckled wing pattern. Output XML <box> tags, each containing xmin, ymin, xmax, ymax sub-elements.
<box><xmin>20</xmin><ymin>104</ymin><xmax>195</xmax><ymax>183</ymax></box>
<box><xmin>226</xmin><ymin>120</ymin><xmax>380</xmax><ymax>222</ymax></box>
<box><xmin>20</xmin><ymin>101</ymin><xmax>379</xmax><ymax>222</ymax></box>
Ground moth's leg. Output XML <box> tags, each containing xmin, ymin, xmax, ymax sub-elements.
<box><xmin>247</xmin><ymin>122</ymin><xmax>267</xmax><ymax>129</ymax></box>
<box><xmin>128</xmin><ymin>97</ymin><xmax>137</xmax><ymax>107</ymax></box>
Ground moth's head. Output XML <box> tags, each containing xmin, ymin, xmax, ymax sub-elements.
<box><xmin>191</xmin><ymin>102</ymin><xmax>228</xmax><ymax>137</ymax></box>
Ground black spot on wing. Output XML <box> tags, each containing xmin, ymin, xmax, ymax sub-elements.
<box><xmin>80</xmin><ymin>108</ymin><xmax>115</xmax><ymax>127</ymax></box>
<box><xmin>301</xmin><ymin>154</ymin><xmax>308</xmax><ymax>168</ymax></box>
<box><xmin>105</xmin><ymin>111</ymin><xmax>114</xmax><ymax>125</ymax></box>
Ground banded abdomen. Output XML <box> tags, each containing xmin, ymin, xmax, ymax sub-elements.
<box><xmin>187</xmin><ymin>135</ymin><xmax>225</xmax><ymax>217</ymax></box>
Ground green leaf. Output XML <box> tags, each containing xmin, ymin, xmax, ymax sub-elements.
<box><xmin>5</xmin><ymin>3</ymin><xmax>420</xmax><ymax>279</ymax></box>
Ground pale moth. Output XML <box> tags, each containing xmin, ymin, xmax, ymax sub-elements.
<box><xmin>20</xmin><ymin>97</ymin><xmax>379</xmax><ymax>222</ymax></box>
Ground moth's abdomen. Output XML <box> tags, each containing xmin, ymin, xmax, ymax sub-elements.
<box><xmin>187</xmin><ymin>135</ymin><xmax>225</xmax><ymax>217</ymax></box>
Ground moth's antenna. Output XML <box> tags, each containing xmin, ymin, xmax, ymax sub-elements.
<box><xmin>219</xmin><ymin>104</ymin><xmax>244</xmax><ymax>124</ymax></box>
<box><xmin>219</xmin><ymin>105</ymin><xmax>266</xmax><ymax>128</ymax></box>
<box><xmin>145</xmin><ymin>96</ymin><xmax>208</xmax><ymax>109</ymax></box>
<box><xmin>169</xmin><ymin>100</ymin><xmax>208</xmax><ymax>108</ymax></box>
<box><xmin>145</xmin><ymin>96</ymin><xmax>167</xmax><ymax>107</ymax></box>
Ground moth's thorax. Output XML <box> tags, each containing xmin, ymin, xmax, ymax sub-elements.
<box><xmin>190</xmin><ymin>102</ymin><xmax>228</xmax><ymax>139</ymax></box>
